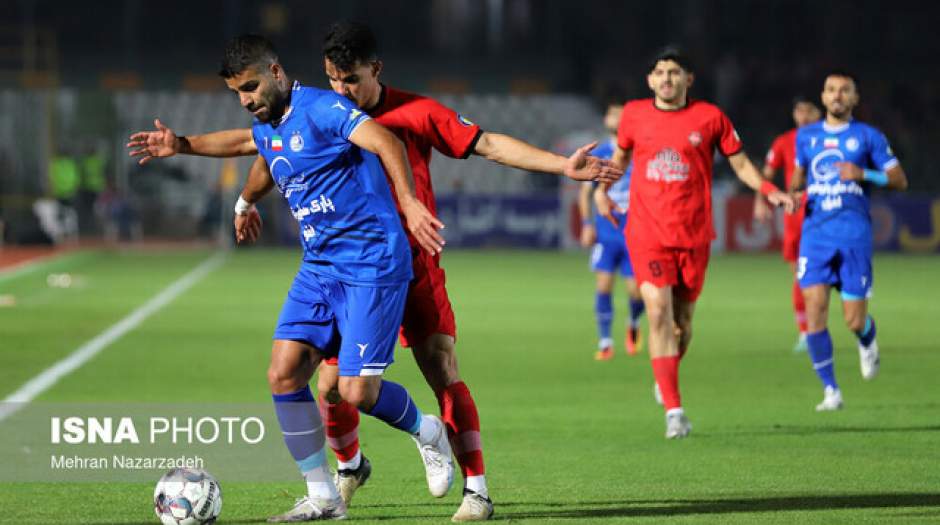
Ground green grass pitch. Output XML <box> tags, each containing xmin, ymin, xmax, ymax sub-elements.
<box><xmin>1</xmin><ymin>248</ymin><xmax>938</xmax><ymax>524</ymax></box>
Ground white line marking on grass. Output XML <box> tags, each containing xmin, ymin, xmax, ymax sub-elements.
<box><xmin>0</xmin><ymin>252</ymin><xmax>227</xmax><ymax>423</ymax></box>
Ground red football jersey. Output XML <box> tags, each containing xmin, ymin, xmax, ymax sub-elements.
<box><xmin>618</xmin><ymin>99</ymin><xmax>743</xmax><ymax>248</ymax></box>
<box><xmin>368</xmin><ymin>85</ymin><xmax>482</xmax><ymax>232</ymax></box>
<box><xmin>764</xmin><ymin>128</ymin><xmax>797</xmax><ymax>189</ymax></box>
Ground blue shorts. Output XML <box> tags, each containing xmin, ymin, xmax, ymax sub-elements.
<box><xmin>590</xmin><ymin>237</ymin><xmax>634</xmax><ymax>278</ymax></box>
<box><xmin>274</xmin><ymin>269</ymin><xmax>408</xmax><ymax>377</ymax></box>
<box><xmin>797</xmin><ymin>242</ymin><xmax>873</xmax><ymax>301</ymax></box>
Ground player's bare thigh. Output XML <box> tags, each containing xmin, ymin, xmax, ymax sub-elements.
<box><xmin>595</xmin><ymin>271</ymin><xmax>615</xmax><ymax>293</ymax></box>
<box><xmin>640</xmin><ymin>282</ymin><xmax>679</xmax><ymax>358</ymax></box>
<box><xmin>268</xmin><ymin>339</ymin><xmax>323</xmax><ymax>394</ymax></box>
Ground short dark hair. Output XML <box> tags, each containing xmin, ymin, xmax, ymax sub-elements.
<box><xmin>825</xmin><ymin>69</ymin><xmax>859</xmax><ymax>87</ymax></box>
<box><xmin>219</xmin><ymin>34</ymin><xmax>278</xmax><ymax>78</ymax></box>
<box><xmin>323</xmin><ymin>21</ymin><xmax>379</xmax><ymax>71</ymax></box>
<box><xmin>792</xmin><ymin>95</ymin><xmax>815</xmax><ymax>107</ymax></box>
<box><xmin>648</xmin><ymin>46</ymin><xmax>694</xmax><ymax>74</ymax></box>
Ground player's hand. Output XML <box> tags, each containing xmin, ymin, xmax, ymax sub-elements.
<box><xmin>234</xmin><ymin>208</ymin><xmax>262</xmax><ymax>244</ymax></box>
<box><xmin>401</xmin><ymin>197</ymin><xmax>445</xmax><ymax>255</ymax></box>
<box><xmin>565</xmin><ymin>142</ymin><xmax>624</xmax><ymax>183</ymax></box>
<box><xmin>766</xmin><ymin>190</ymin><xmax>796</xmax><ymax>214</ymax></box>
<box><xmin>580</xmin><ymin>223</ymin><xmax>596</xmax><ymax>248</ymax></box>
<box><xmin>593</xmin><ymin>188</ymin><xmax>625</xmax><ymax>228</ymax></box>
<box><xmin>752</xmin><ymin>194</ymin><xmax>773</xmax><ymax>223</ymax></box>
<box><xmin>837</xmin><ymin>161</ymin><xmax>864</xmax><ymax>182</ymax></box>
<box><xmin>127</xmin><ymin>119</ymin><xmax>181</xmax><ymax>165</ymax></box>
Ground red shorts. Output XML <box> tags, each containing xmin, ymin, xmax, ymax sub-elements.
<box><xmin>782</xmin><ymin>208</ymin><xmax>805</xmax><ymax>263</ymax></box>
<box><xmin>323</xmin><ymin>250</ymin><xmax>456</xmax><ymax>366</ymax></box>
<box><xmin>628</xmin><ymin>241</ymin><xmax>711</xmax><ymax>302</ymax></box>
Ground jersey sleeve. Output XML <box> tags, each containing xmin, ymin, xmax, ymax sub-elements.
<box><xmin>794</xmin><ymin>129</ymin><xmax>809</xmax><ymax>169</ymax></box>
<box><xmin>420</xmin><ymin>99</ymin><xmax>483</xmax><ymax>159</ymax></box>
<box><xmin>715</xmin><ymin>110</ymin><xmax>743</xmax><ymax>157</ymax></box>
<box><xmin>765</xmin><ymin>135</ymin><xmax>786</xmax><ymax>170</ymax></box>
<box><xmin>867</xmin><ymin>128</ymin><xmax>899</xmax><ymax>171</ymax></box>
<box><xmin>313</xmin><ymin>92</ymin><xmax>372</xmax><ymax>141</ymax></box>
<box><xmin>616</xmin><ymin>102</ymin><xmax>634</xmax><ymax>151</ymax></box>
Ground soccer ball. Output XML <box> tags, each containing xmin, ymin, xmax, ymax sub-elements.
<box><xmin>153</xmin><ymin>468</ymin><xmax>222</xmax><ymax>525</ymax></box>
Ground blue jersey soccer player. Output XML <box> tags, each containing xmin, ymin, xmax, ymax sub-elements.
<box><xmin>789</xmin><ymin>71</ymin><xmax>908</xmax><ymax>411</ymax></box>
<box><xmin>128</xmin><ymin>35</ymin><xmax>455</xmax><ymax>521</ymax></box>
<box><xmin>578</xmin><ymin>101</ymin><xmax>644</xmax><ymax>360</ymax></box>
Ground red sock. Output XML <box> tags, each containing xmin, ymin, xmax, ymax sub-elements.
<box><xmin>651</xmin><ymin>356</ymin><xmax>681</xmax><ymax>410</ymax></box>
<box><xmin>437</xmin><ymin>381</ymin><xmax>485</xmax><ymax>477</ymax></box>
<box><xmin>318</xmin><ymin>393</ymin><xmax>360</xmax><ymax>463</ymax></box>
<box><xmin>792</xmin><ymin>279</ymin><xmax>808</xmax><ymax>333</ymax></box>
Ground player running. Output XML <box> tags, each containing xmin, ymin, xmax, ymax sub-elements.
<box><xmin>789</xmin><ymin>71</ymin><xmax>907</xmax><ymax>411</ymax></box>
<box><xmin>129</xmin><ymin>24</ymin><xmax>620</xmax><ymax>522</ymax></box>
<box><xmin>128</xmin><ymin>35</ymin><xmax>454</xmax><ymax>522</ymax></box>
<box><xmin>578</xmin><ymin>100</ymin><xmax>644</xmax><ymax>360</ymax></box>
<box><xmin>596</xmin><ymin>47</ymin><xmax>795</xmax><ymax>439</ymax></box>
<box><xmin>753</xmin><ymin>97</ymin><xmax>821</xmax><ymax>352</ymax></box>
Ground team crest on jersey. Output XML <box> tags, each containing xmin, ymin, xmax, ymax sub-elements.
<box><xmin>457</xmin><ymin>114</ymin><xmax>474</xmax><ymax>127</ymax></box>
<box><xmin>271</xmin><ymin>135</ymin><xmax>283</xmax><ymax>151</ymax></box>
<box><xmin>688</xmin><ymin>131</ymin><xmax>702</xmax><ymax>146</ymax></box>
<box><xmin>846</xmin><ymin>137</ymin><xmax>859</xmax><ymax>152</ymax></box>
<box><xmin>290</xmin><ymin>131</ymin><xmax>304</xmax><ymax>152</ymax></box>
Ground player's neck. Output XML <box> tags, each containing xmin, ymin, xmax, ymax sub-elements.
<box><xmin>654</xmin><ymin>96</ymin><xmax>688</xmax><ymax>111</ymax></box>
<box><xmin>825</xmin><ymin>112</ymin><xmax>852</xmax><ymax>127</ymax></box>
<box><xmin>362</xmin><ymin>84</ymin><xmax>384</xmax><ymax>112</ymax></box>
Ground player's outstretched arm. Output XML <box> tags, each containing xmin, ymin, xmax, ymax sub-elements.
<box><xmin>349</xmin><ymin>119</ymin><xmax>445</xmax><ymax>254</ymax></box>
<box><xmin>752</xmin><ymin>163</ymin><xmax>777</xmax><ymax>223</ymax></box>
<box><xmin>577</xmin><ymin>183</ymin><xmax>596</xmax><ymax>247</ymax></box>
<box><xmin>234</xmin><ymin>155</ymin><xmax>275</xmax><ymax>244</ymax></box>
<box><xmin>127</xmin><ymin>119</ymin><xmax>256</xmax><ymax>164</ymax></box>
<box><xmin>728</xmin><ymin>151</ymin><xmax>796</xmax><ymax>213</ymax></box>
<box><xmin>472</xmin><ymin>132</ymin><xmax>623</xmax><ymax>183</ymax></box>
<box><xmin>837</xmin><ymin>162</ymin><xmax>909</xmax><ymax>191</ymax></box>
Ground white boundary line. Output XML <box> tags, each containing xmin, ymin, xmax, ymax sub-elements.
<box><xmin>0</xmin><ymin>252</ymin><xmax>227</xmax><ymax>423</ymax></box>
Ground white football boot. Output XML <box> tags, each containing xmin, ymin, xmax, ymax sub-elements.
<box><xmin>334</xmin><ymin>455</ymin><xmax>372</xmax><ymax>505</ymax></box>
<box><xmin>267</xmin><ymin>496</ymin><xmax>347</xmax><ymax>522</ymax></box>
<box><xmin>664</xmin><ymin>409</ymin><xmax>692</xmax><ymax>439</ymax></box>
<box><xmin>815</xmin><ymin>386</ymin><xmax>843</xmax><ymax>412</ymax></box>
<box><xmin>858</xmin><ymin>339</ymin><xmax>880</xmax><ymax>380</ymax></box>
<box><xmin>451</xmin><ymin>489</ymin><xmax>494</xmax><ymax>522</ymax></box>
<box><xmin>413</xmin><ymin>415</ymin><xmax>455</xmax><ymax>497</ymax></box>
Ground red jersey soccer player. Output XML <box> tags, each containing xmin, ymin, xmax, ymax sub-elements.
<box><xmin>753</xmin><ymin>98</ymin><xmax>821</xmax><ymax>352</ymax></box>
<box><xmin>596</xmin><ymin>47</ymin><xmax>795</xmax><ymax>439</ymax></box>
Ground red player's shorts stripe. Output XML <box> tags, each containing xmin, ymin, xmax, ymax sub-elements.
<box><xmin>627</xmin><ymin>240</ymin><xmax>711</xmax><ymax>302</ymax></box>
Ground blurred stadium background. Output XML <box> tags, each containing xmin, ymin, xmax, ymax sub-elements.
<box><xmin>1</xmin><ymin>0</ymin><xmax>938</xmax><ymax>253</ymax></box>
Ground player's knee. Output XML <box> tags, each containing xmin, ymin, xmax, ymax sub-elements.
<box><xmin>645</xmin><ymin>302</ymin><xmax>671</xmax><ymax>328</ymax></box>
<box><xmin>338</xmin><ymin>379</ymin><xmax>380</xmax><ymax>411</ymax></box>
<box><xmin>267</xmin><ymin>363</ymin><xmax>304</xmax><ymax>394</ymax></box>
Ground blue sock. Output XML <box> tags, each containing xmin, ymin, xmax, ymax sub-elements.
<box><xmin>364</xmin><ymin>380</ymin><xmax>422</xmax><ymax>434</ymax></box>
<box><xmin>628</xmin><ymin>298</ymin><xmax>645</xmax><ymax>328</ymax></box>
<box><xmin>272</xmin><ymin>386</ymin><xmax>327</xmax><ymax>474</ymax></box>
<box><xmin>595</xmin><ymin>292</ymin><xmax>613</xmax><ymax>340</ymax></box>
<box><xmin>855</xmin><ymin>316</ymin><xmax>877</xmax><ymax>347</ymax></box>
<box><xmin>806</xmin><ymin>329</ymin><xmax>838</xmax><ymax>389</ymax></box>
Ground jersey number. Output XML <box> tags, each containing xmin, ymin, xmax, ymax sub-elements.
<box><xmin>648</xmin><ymin>261</ymin><xmax>663</xmax><ymax>278</ymax></box>
<box><xmin>797</xmin><ymin>257</ymin><xmax>808</xmax><ymax>279</ymax></box>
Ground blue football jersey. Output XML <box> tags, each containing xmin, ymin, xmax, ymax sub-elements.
<box><xmin>252</xmin><ymin>82</ymin><xmax>412</xmax><ymax>285</ymax></box>
<box><xmin>795</xmin><ymin>120</ymin><xmax>898</xmax><ymax>248</ymax></box>
<box><xmin>592</xmin><ymin>138</ymin><xmax>632</xmax><ymax>241</ymax></box>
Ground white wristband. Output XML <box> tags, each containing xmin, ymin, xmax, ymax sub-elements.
<box><xmin>234</xmin><ymin>196</ymin><xmax>255</xmax><ymax>215</ymax></box>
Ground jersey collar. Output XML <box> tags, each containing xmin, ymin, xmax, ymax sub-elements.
<box><xmin>822</xmin><ymin>119</ymin><xmax>852</xmax><ymax>134</ymax></box>
<box><xmin>651</xmin><ymin>98</ymin><xmax>690</xmax><ymax>112</ymax></box>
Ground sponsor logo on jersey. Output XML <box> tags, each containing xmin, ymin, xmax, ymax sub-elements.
<box><xmin>283</xmin><ymin>182</ymin><xmax>308</xmax><ymax>198</ymax></box>
<box><xmin>271</xmin><ymin>135</ymin><xmax>283</xmax><ymax>151</ymax></box>
<box><xmin>458</xmin><ymin>114</ymin><xmax>474</xmax><ymax>127</ymax></box>
<box><xmin>846</xmin><ymin>137</ymin><xmax>859</xmax><ymax>152</ymax></box>
<box><xmin>289</xmin><ymin>131</ymin><xmax>304</xmax><ymax>152</ymax></box>
<box><xmin>688</xmin><ymin>131</ymin><xmax>702</xmax><ymax>146</ymax></box>
<box><xmin>646</xmin><ymin>148</ymin><xmax>690</xmax><ymax>183</ymax></box>
<box><xmin>291</xmin><ymin>194</ymin><xmax>337</xmax><ymax>221</ymax></box>
<box><xmin>824</xmin><ymin>137</ymin><xmax>839</xmax><ymax>148</ymax></box>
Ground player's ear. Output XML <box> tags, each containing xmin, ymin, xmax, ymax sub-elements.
<box><xmin>686</xmin><ymin>72</ymin><xmax>694</xmax><ymax>89</ymax></box>
<box><xmin>372</xmin><ymin>60</ymin><xmax>383</xmax><ymax>79</ymax></box>
<box><xmin>646</xmin><ymin>73</ymin><xmax>656</xmax><ymax>91</ymax></box>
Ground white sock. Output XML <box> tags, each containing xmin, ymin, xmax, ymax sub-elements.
<box><xmin>415</xmin><ymin>414</ymin><xmax>438</xmax><ymax>445</ymax></box>
<box><xmin>666</xmin><ymin>407</ymin><xmax>684</xmax><ymax>417</ymax></box>
<box><xmin>598</xmin><ymin>337</ymin><xmax>613</xmax><ymax>350</ymax></box>
<box><xmin>465</xmin><ymin>475</ymin><xmax>488</xmax><ymax>498</ymax></box>
<box><xmin>337</xmin><ymin>450</ymin><xmax>361</xmax><ymax>471</ymax></box>
<box><xmin>304</xmin><ymin>465</ymin><xmax>339</xmax><ymax>500</ymax></box>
